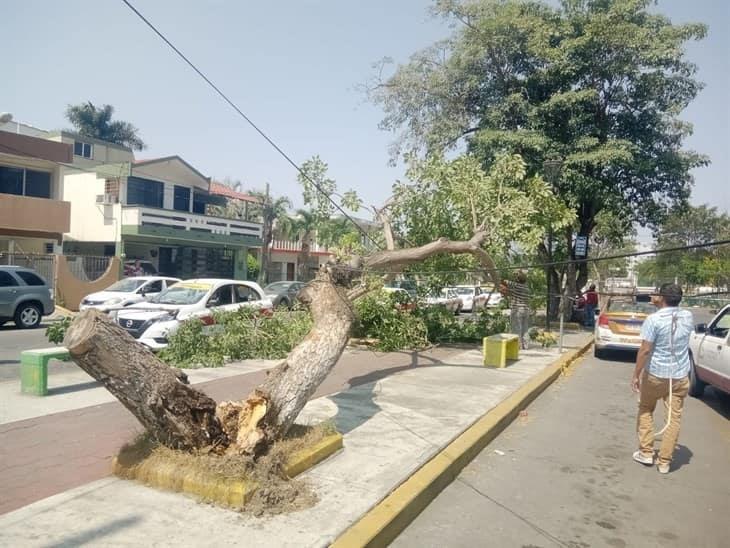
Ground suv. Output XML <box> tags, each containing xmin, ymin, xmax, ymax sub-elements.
<box><xmin>0</xmin><ymin>266</ymin><xmax>55</xmax><ymax>328</ymax></box>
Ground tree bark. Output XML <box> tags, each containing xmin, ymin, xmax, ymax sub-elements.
<box><xmin>216</xmin><ymin>265</ymin><xmax>354</xmax><ymax>455</ymax></box>
<box><xmin>64</xmin><ymin>309</ymin><xmax>226</xmax><ymax>450</ymax></box>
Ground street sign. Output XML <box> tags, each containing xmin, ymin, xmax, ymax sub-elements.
<box><xmin>574</xmin><ymin>235</ymin><xmax>588</xmax><ymax>258</ymax></box>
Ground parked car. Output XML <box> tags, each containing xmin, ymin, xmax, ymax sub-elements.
<box><xmin>124</xmin><ymin>260</ymin><xmax>158</xmax><ymax>277</ymax></box>
<box><xmin>478</xmin><ymin>286</ymin><xmax>503</xmax><ymax>309</ymax></box>
<box><xmin>446</xmin><ymin>286</ymin><xmax>486</xmax><ymax>313</ymax></box>
<box><xmin>80</xmin><ymin>276</ymin><xmax>181</xmax><ymax>312</ymax></box>
<box><xmin>689</xmin><ymin>304</ymin><xmax>730</xmax><ymax>396</ymax></box>
<box><xmin>425</xmin><ymin>288</ymin><xmax>463</xmax><ymax>314</ymax></box>
<box><xmin>382</xmin><ymin>287</ymin><xmax>417</xmax><ymax>312</ymax></box>
<box><xmin>594</xmin><ymin>298</ymin><xmax>656</xmax><ymax>358</ymax></box>
<box><xmin>262</xmin><ymin>281</ymin><xmax>306</xmax><ymax>309</ymax></box>
<box><xmin>0</xmin><ymin>266</ymin><xmax>55</xmax><ymax>328</ymax></box>
<box><xmin>114</xmin><ymin>279</ymin><xmax>273</xmax><ymax>350</ymax></box>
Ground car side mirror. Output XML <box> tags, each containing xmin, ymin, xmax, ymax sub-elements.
<box><xmin>695</xmin><ymin>323</ymin><xmax>707</xmax><ymax>334</ymax></box>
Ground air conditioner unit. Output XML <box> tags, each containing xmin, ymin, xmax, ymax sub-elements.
<box><xmin>96</xmin><ymin>193</ymin><xmax>117</xmax><ymax>205</ymax></box>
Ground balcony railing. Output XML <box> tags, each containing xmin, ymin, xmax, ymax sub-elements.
<box><xmin>121</xmin><ymin>206</ymin><xmax>262</xmax><ymax>239</ymax></box>
<box><xmin>269</xmin><ymin>239</ymin><xmax>330</xmax><ymax>254</ymax></box>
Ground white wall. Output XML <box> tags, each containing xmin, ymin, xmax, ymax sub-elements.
<box><xmin>61</xmin><ymin>172</ymin><xmax>120</xmax><ymax>242</ymax></box>
<box><xmin>131</xmin><ymin>158</ymin><xmax>208</xmax><ymax>190</ymax></box>
<box><xmin>48</xmin><ymin>134</ymin><xmax>134</xmax><ymax>167</ymax></box>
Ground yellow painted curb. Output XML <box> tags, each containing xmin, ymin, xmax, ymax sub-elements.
<box><xmin>112</xmin><ymin>431</ymin><xmax>343</xmax><ymax>510</ymax></box>
<box><xmin>285</xmin><ymin>432</ymin><xmax>344</xmax><ymax>478</ymax></box>
<box><xmin>332</xmin><ymin>337</ymin><xmax>593</xmax><ymax>548</ymax></box>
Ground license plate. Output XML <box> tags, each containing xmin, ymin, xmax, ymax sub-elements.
<box><xmin>619</xmin><ymin>337</ymin><xmax>637</xmax><ymax>344</ymax></box>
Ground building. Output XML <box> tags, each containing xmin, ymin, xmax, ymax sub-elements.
<box><xmin>0</xmin><ymin>129</ymin><xmax>72</xmax><ymax>254</ymax></box>
<box><xmin>61</xmin><ymin>156</ymin><xmax>262</xmax><ymax>279</ymax></box>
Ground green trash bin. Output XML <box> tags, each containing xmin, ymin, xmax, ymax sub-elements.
<box><xmin>20</xmin><ymin>348</ymin><xmax>70</xmax><ymax>396</ymax></box>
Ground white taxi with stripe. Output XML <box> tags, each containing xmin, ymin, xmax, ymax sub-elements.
<box><xmin>114</xmin><ymin>279</ymin><xmax>273</xmax><ymax>350</ymax></box>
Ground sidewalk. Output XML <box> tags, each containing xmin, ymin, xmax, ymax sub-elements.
<box><xmin>0</xmin><ymin>333</ymin><xmax>592</xmax><ymax>546</ymax></box>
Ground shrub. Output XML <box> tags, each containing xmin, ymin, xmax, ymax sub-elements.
<box><xmin>353</xmin><ymin>291</ymin><xmax>429</xmax><ymax>351</ymax></box>
<box><xmin>161</xmin><ymin>308</ymin><xmax>312</xmax><ymax>368</ymax></box>
<box><xmin>46</xmin><ymin>316</ymin><xmax>72</xmax><ymax>345</ymax></box>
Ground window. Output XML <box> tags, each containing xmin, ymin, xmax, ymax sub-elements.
<box><xmin>126</xmin><ymin>177</ymin><xmax>164</xmax><ymax>208</ymax></box>
<box><xmin>16</xmin><ymin>271</ymin><xmax>46</xmax><ymax>286</ymax></box>
<box><xmin>173</xmin><ymin>185</ymin><xmax>191</xmax><ymax>212</ymax></box>
<box><xmin>141</xmin><ymin>280</ymin><xmax>163</xmax><ymax>293</ymax></box>
<box><xmin>73</xmin><ymin>141</ymin><xmax>92</xmax><ymax>159</ymax></box>
<box><xmin>192</xmin><ymin>192</ymin><xmax>207</xmax><ymax>214</ymax></box>
<box><xmin>0</xmin><ymin>166</ymin><xmax>51</xmax><ymax>198</ymax></box>
<box><xmin>103</xmin><ymin>245</ymin><xmax>116</xmax><ymax>256</ymax></box>
<box><xmin>24</xmin><ymin>170</ymin><xmax>51</xmax><ymax>198</ymax></box>
<box><xmin>0</xmin><ymin>166</ymin><xmax>23</xmax><ymax>195</ymax></box>
<box><xmin>235</xmin><ymin>285</ymin><xmax>260</xmax><ymax>303</ymax></box>
<box><xmin>164</xmin><ymin>279</ymin><xmax>179</xmax><ymax>289</ymax></box>
<box><xmin>208</xmin><ymin>285</ymin><xmax>233</xmax><ymax>307</ymax></box>
<box><xmin>44</xmin><ymin>243</ymin><xmax>54</xmax><ymax>254</ymax></box>
<box><xmin>0</xmin><ymin>271</ymin><xmax>19</xmax><ymax>287</ymax></box>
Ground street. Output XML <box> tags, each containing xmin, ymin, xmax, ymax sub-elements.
<box><xmin>393</xmin><ymin>349</ymin><xmax>730</xmax><ymax>548</ymax></box>
<box><xmin>0</xmin><ymin>323</ymin><xmax>79</xmax><ymax>382</ymax></box>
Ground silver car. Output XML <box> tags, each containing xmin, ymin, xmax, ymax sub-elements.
<box><xmin>0</xmin><ymin>266</ymin><xmax>55</xmax><ymax>328</ymax></box>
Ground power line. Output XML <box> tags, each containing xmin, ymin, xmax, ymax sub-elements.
<box><xmin>118</xmin><ymin>0</ymin><xmax>381</xmax><ymax>250</ymax></box>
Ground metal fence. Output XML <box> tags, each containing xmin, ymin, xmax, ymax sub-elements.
<box><xmin>64</xmin><ymin>255</ymin><xmax>114</xmax><ymax>282</ymax></box>
<box><xmin>0</xmin><ymin>253</ymin><xmax>56</xmax><ymax>288</ymax></box>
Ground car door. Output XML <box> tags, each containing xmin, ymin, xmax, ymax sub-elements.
<box><xmin>697</xmin><ymin>306</ymin><xmax>730</xmax><ymax>380</ymax></box>
<box><xmin>0</xmin><ymin>271</ymin><xmax>20</xmax><ymax>317</ymax></box>
<box><xmin>233</xmin><ymin>284</ymin><xmax>263</xmax><ymax>310</ymax></box>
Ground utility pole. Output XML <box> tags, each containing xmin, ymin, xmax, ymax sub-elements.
<box><xmin>258</xmin><ymin>183</ymin><xmax>270</xmax><ymax>286</ymax></box>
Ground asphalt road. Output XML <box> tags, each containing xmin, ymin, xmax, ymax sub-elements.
<box><xmin>0</xmin><ymin>323</ymin><xmax>77</xmax><ymax>382</ymax></box>
<box><xmin>393</xmin><ymin>349</ymin><xmax>730</xmax><ymax>548</ymax></box>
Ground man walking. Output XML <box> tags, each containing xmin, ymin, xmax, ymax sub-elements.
<box><xmin>500</xmin><ymin>271</ymin><xmax>530</xmax><ymax>349</ymax></box>
<box><xmin>631</xmin><ymin>283</ymin><xmax>694</xmax><ymax>474</ymax></box>
<box><xmin>583</xmin><ymin>283</ymin><xmax>598</xmax><ymax>329</ymax></box>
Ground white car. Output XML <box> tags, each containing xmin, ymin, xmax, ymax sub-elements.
<box><xmin>114</xmin><ymin>279</ymin><xmax>273</xmax><ymax>350</ymax></box>
<box><xmin>425</xmin><ymin>288</ymin><xmax>463</xmax><ymax>314</ymax></box>
<box><xmin>689</xmin><ymin>304</ymin><xmax>730</xmax><ymax>396</ymax></box>
<box><xmin>80</xmin><ymin>276</ymin><xmax>181</xmax><ymax>312</ymax></box>
<box><xmin>479</xmin><ymin>286</ymin><xmax>503</xmax><ymax>309</ymax></box>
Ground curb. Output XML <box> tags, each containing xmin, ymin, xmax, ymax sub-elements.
<box><xmin>331</xmin><ymin>337</ymin><xmax>594</xmax><ymax>548</ymax></box>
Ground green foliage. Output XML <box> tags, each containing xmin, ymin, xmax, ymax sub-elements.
<box><xmin>65</xmin><ymin>101</ymin><xmax>146</xmax><ymax>150</ymax></box>
<box><xmin>161</xmin><ymin>309</ymin><xmax>313</xmax><ymax>368</ymax></box>
<box><xmin>247</xmin><ymin>254</ymin><xmax>260</xmax><ymax>280</ymax></box>
<box><xmin>371</xmin><ymin>0</ymin><xmax>708</xmax><ymax>290</ymax></box>
<box><xmin>298</xmin><ymin>156</ymin><xmax>361</xmax><ymax>225</ymax></box>
<box><xmin>354</xmin><ymin>291</ymin><xmax>429</xmax><ymax>351</ymax></box>
<box><xmin>354</xmin><ymin>290</ymin><xmax>509</xmax><ymax>350</ymax></box>
<box><xmin>45</xmin><ymin>316</ymin><xmax>72</xmax><ymax>345</ymax></box>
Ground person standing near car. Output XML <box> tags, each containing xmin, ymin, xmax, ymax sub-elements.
<box><xmin>500</xmin><ymin>271</ymin><xmax>530</xmax><ymax>349</ymax></box>
<box><xmin>583</xmin><ymin>283</ymin><xmax>598</xmax><ymax>328</ymax></box>
<box><xmin>631</xmin><ymin>283</ymin><xmax>694</xmax><ymax>474</ymax></box>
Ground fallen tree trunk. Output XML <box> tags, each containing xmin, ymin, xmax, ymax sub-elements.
<box><xmin>216</xmin><ymin>269</ymin><xmax>355</xmax><ymax>455</ymax></box>
<box><xmin>64</xmin><ymin>309</ymin><xmax>226</xmax><ymax>451</ymax></box>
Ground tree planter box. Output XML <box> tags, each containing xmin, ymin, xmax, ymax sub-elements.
<box><xmin>112</xmin><ymin>431</ymin><xmax>343</xmax><ymax>510</ymax></box>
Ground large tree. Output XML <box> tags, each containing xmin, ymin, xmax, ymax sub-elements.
<box><xmin>368</xmin><ymin>0</ymin><xmax>707</xmax><ymax>316</ymax></box>
<box><xmin>65</xmin><ymin>101</ymin><xmax>146</xmax><ymax>150</ymax></box>
<box><xmin>63</xmin><ymin>151</ymin><xmax>566</xmax><ymax>456</ymax></box>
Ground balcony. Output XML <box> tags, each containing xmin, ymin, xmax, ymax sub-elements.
<box><xmin>270</xmin><ymin>239</ymin><xmax>330</xmax><ymax>254</ymax></box>
<box><xmin>120</xmin><ymin>206</ymin><xmax>262</xmax><ymax>247</ymax></box>
<box><xmin>0</xmin><ymin>194</ymin><xmax>70</xmax><ymax>239</ymax></box>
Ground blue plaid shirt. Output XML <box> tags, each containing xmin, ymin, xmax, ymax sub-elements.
<box><xmin>640</xmin><ymin>307</ymin><xmax>694</xmax><ymax>379</ymax></box>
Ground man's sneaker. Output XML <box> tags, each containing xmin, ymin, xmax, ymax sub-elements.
<box><xmin>633</xmin><ymin>451</ymin><xmax>654</xmax><ymax>465</ymax></box>
<box><xmin>657</xmin><ymin>463</ymin><xmax>670</xmax><ymax>474</ymax></box>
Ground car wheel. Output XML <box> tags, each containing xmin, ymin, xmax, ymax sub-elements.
<box><xmin>14</xmin><ymin>303</ymin><xmax>42</xmax><ymax>329</ymax></box>
<box><xmin>278</xmin><ymin>298</ymin><xmax>291</xmax><ymax>310</ymax></box>
<box><xmin>688</xmin><ymin>353</ymin><xmax>706</xmax><ymax>398</ymax></box>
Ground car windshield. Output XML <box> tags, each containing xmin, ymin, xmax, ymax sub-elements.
<box><xmin>450</xmin><ymin>287</ymin><xmax>475</xmax><ymax>296</ymax></box>
<box><xmin>608</xmin><ymin>301</ymin><xmax>656</xmax><ymax>314</ymax></box>
<box><xmin>149</xmin><ymin>283</ymin><xmax>210</xmax><ymax>305</ymax></box>
<box><xmin>264</xmin><ymin>282</ymin><xmax>294</xmax><ymax>292</ymax></box>
<box><xmin>106</xmin><ymin>278</ymin><xmax>147</xmax><ymax>292</ymax></box>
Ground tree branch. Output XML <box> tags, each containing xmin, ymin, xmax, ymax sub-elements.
<box><xmin>363</xmin><ymin>230</ymin><xmax>500</xmax><ymax>284</ymax></box>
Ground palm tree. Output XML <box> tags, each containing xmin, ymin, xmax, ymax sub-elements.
<box><xmin>285</xmin><ymin>209</ymin><xmax>319</xmax><ymax>281</ymax></box>
<box><xmin>248</xmin><ymin>188</ymin><xmax>292</xmax><ymax>284</ymax></box>
<box><xmin>65</xmin><ymin>102</ymin><xmax>146</xmax><ymax>150</ymax></box>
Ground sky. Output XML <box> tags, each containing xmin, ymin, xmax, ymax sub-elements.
<box><xmin>2</xmin><ymin>0</ymin><xmax>728</xmax><ymax>227</ymax></box>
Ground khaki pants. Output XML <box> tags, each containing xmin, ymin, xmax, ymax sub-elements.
<box><xmin>636</xmin><ymin>372</ymin><xmax>689</xmax><ymax>465</ymax></box>
<box><xmin>510</xmin><ymin>305</ymin><xmax>529</xmax><ymax>349</ymax></box>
